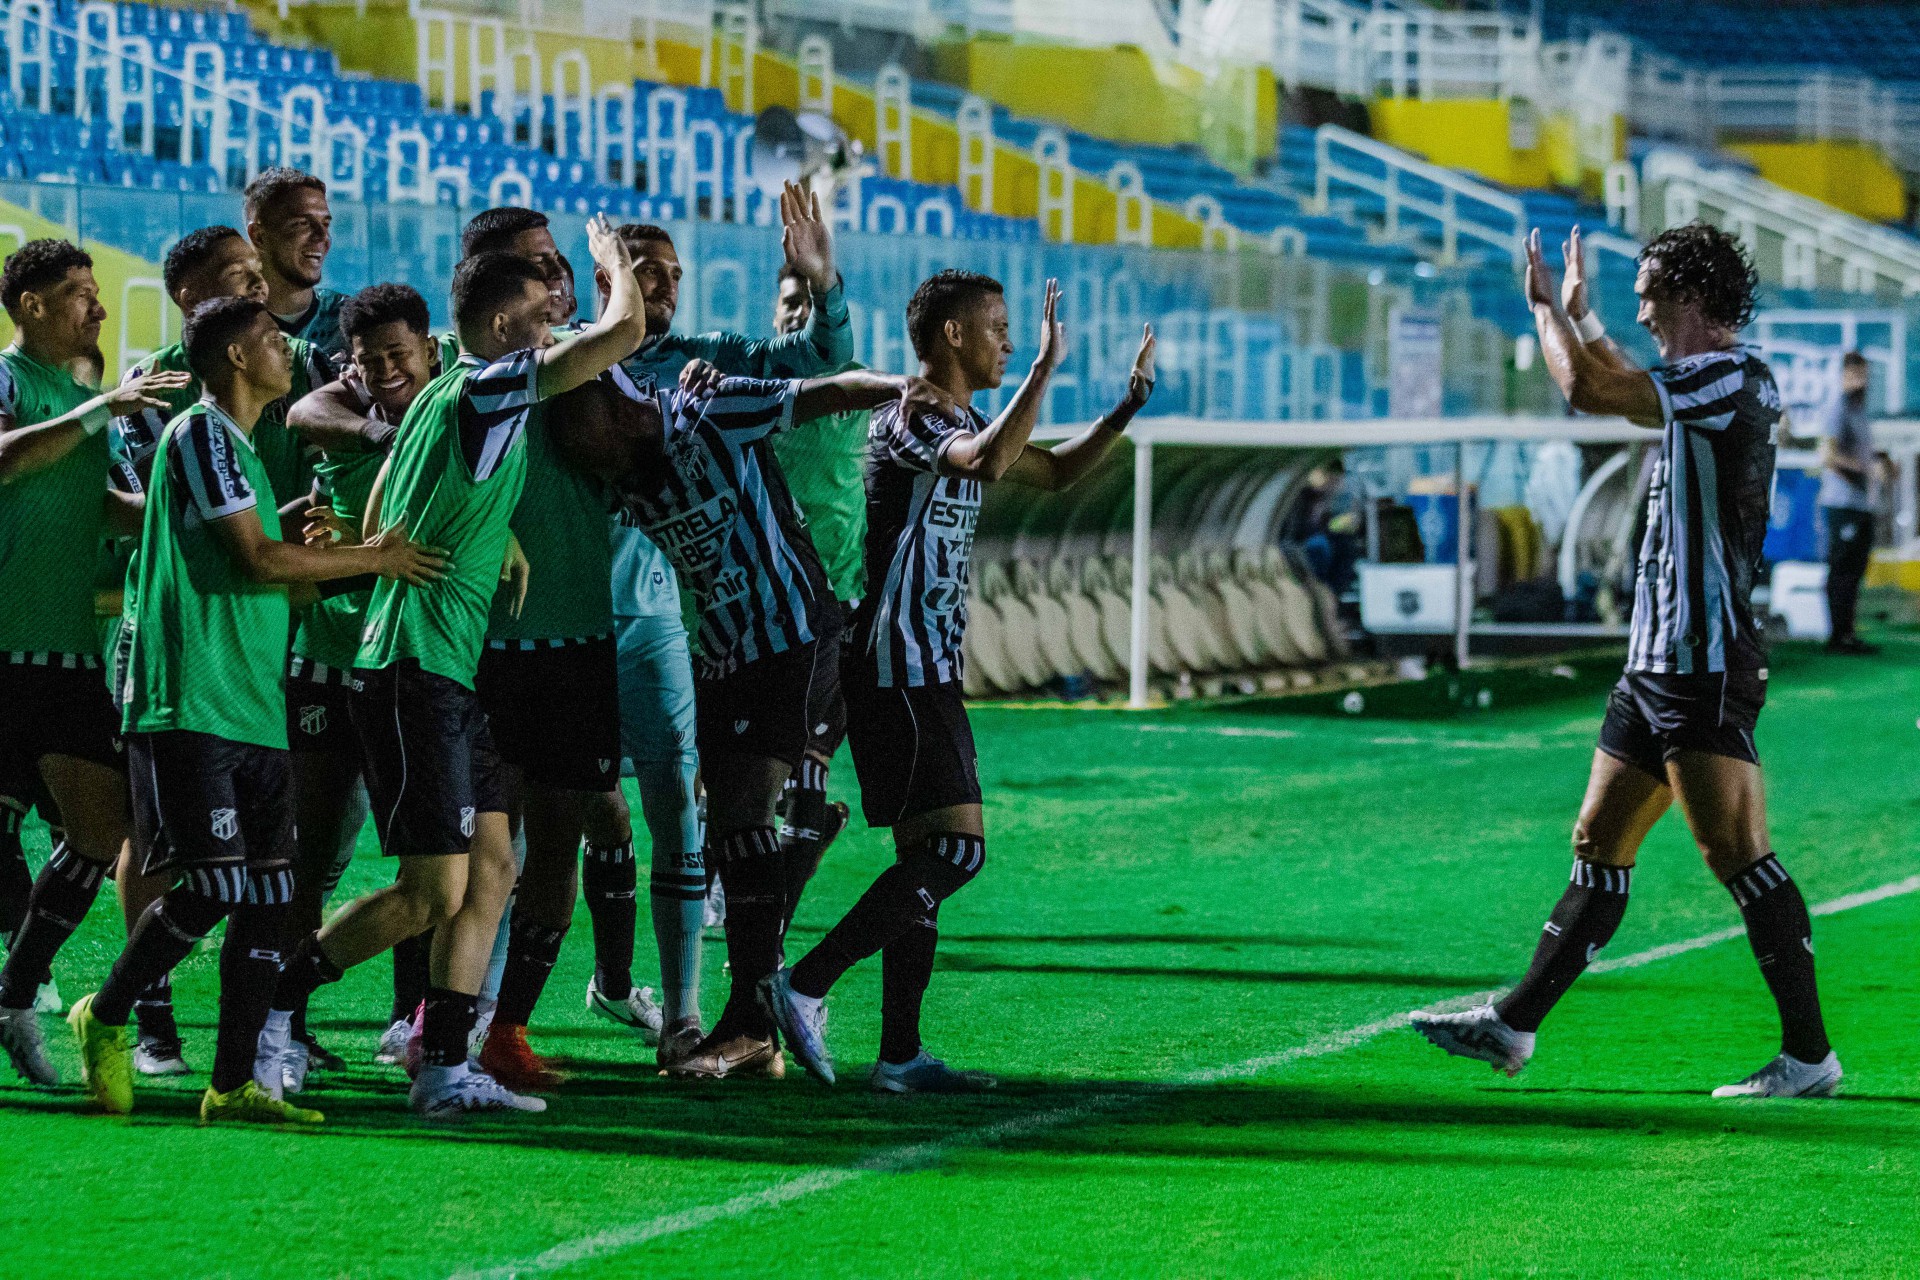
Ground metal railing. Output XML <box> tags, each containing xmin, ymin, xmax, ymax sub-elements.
<box><xmin>1313</xmin><ymin>124</ymin><xmax>1526</xmax><ymax>266</ymax></box>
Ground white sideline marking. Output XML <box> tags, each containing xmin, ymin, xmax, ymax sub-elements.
<box><xmin>458</xmin><ymin>873</ymin><xmax>1920</xmax><ymax>1280</ymax></box>
<box><xmin>1127</xmin><ymin>723</ymin><xmax>1572</xmax><ymax>750</ymax></box>
<box><xmin>1130</xmin><ymin>723</ymin><xmax>1302</xmax><ymax>740</ymax></box>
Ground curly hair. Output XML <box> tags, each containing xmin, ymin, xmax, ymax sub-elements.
<box><xmin>1637</xmin><ymin>221</ymin><xmax>1759</xmax><ymax>333</ymax></box>
<box><xmin>0</xmin><ymin>239</ymin><xmax>93</xmax><ymax>316</ymax></box>
<box><xmin>162</xmin><ymin>225</ymin><xmax>245</xmax><ymax>297</ymax></box>
<box><xmin>340</xmin><ymin>282</ymin><xmax>431</xmax><ymax>345</ymax></box>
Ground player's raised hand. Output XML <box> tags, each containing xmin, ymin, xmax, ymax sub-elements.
<box><xmin>584</xmin><ymin>212</ymin><xmax>631</xmax><ymax>277</ymax></box>
<box><xmin>105</xmin><ymin>368</ymin><xmax>192</xmax><ymax>416</ymax></box>
<box><xmin>1523</xmin><ymin>229</ymin><xmax>1556</xmax><ymax>311</ymax></box>
<box><xmin>780</xmin><ymin>180</ymin><xmax>837</xmax><ymax>292</ymax></box>
<box><xmin>1128</xmin><ymin>322</ymin><xmax>1157</xmax><ymax>405</ymax></box>
<box><xmin>678</xmin><ymin>358</ymin><xmax>724</xmax><ymax>399</ymax></box>
<box><xmin>365</xmin><ymin>519</ymin><xmax>448</xmax><ymax>586</ymax></box>
<box><xmin>1561</xmin><ymin>225</ymin><xmax>1591</xmax><ymax>322</ymax></box>
<box><xmin>1034</xmin><ymin>278</ymin><xmax>1066</xmax><ymax>372</ymax></box>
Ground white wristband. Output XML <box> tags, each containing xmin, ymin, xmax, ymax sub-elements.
<box><xmin>80</xmin><ymin>402</ymin><xmax>111</xmax><ymax>436</ymax></box>
<box><xmin>1573</xmin><ymin>312</ymin><xmax>1605</xmax><ymax>344</ymax></box>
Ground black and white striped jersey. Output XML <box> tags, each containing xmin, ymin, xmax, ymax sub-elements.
<box><xmin>1627</xmin><ymin>346</ymin><xmax>1781</xmax><ymax>676</ymax></box>
<box><xmin>853</xmin><ymin>401</ymin><xmax>983</xmax><ymax>689</ymax></box>
<box><xmin>611</xmin><ymin>374</ymin><xmax>831</xmax><ymax>679</ymax></box>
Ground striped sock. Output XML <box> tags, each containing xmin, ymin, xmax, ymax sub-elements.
<box><xmin>1728</xmin><ymin>855</ymin><xmax>1831</xmax><ymax>1063</ymax></box>
<box><xmin>1495</xmin><ymin>857</ymin><xmax>1632</xmax><ymax>1034</ymax></box>
<box><xmin>582</xmin><ymin>840</ymin><xmax>637</xmax><ymax>1001</ymax></box>
<box><xmin>0</xmin><ymin>844</ymin><xmax>109</xmax><ymax>1008</ymax></box>
<box><xmin>791</xmin><ymin>834</ymin><xmax>985</xmax><ymax>1000</ymax></box>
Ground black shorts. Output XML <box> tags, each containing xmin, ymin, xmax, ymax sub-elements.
<box><xmin>285</xmin><ymin>661</ymin><xmax>362</xmax><ymax>760</ymax></box>
<box><xmin>803</xmin><ymin>610</ymin><xmax>849</xmax><ymax>762</ymax></box>
<box><xmin>352</xmin><ymin>659</ymin><xmax>511</xmax><ymax>858</ymax></box>
<box><xmin>127</xmin><ymin>730</ymin><xmax>293</xmax><ymax>878</ymax></box>
<box><xmin>0</xmin><ymin>654</ymin><xmax>123</xmax><ymax>778</ymax></box>
<box><xmin>1599</xmin><ymin>669</ymin><xmax>1766</xmax><ymax>781</ymax></box>
<box><xmin>695</xmin><ymin>639</ymin><xmax>833</xmax><ymax>772</ymax></box>
<box><xmin>475</xmin><ymin>636</ymin><xmax>620</xmax><ymax>792</ymax></box>
<box><xmin>845</xmin><ymin>675</ymin><xmax>981</xmax><ymax>828</ymax></box>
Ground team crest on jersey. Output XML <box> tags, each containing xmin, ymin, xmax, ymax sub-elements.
<box><xmin>299</xmin><ymin>704</ymin><xmax>328</xmax><ymax>736</ymax></box>
<box><xmin>460</xmin><ymin>807</ymin><xmax>476</xmax><ymax>837</ymax></box>
<box><xmin>210</xmin><ymin>808</ymin><xmax>238</xmax><ymax>841</ymax></box>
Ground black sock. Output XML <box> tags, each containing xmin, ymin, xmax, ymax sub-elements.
<box><xmin>495</xmin><ymin>912</ymin><xmax>568</xmax><ymax>1028</ymax></box>
<box><xmin>779</xmin><ymin>760</ymin><xmax>832</xmax><ymax>931</ymax></box>
<box><xmin>0</xmin><ymin>844</ymin><xmax>109</xmax><ymax>1007</ymax></box>
<box><xmin>791</xmin><ymin>834</ymin><xmax>985</xmax><ymax>1000</ymax></box>
<box><xmin>132</xmin><ymin>972</ymin><xmax>180</xmax><ymax>1045</ymax></box>
<box><xmin>420</xmin><ymin>986</ymin><xmax>478</xmax><ymax>1067</ymax></box>
<box><xmin>711</xmin><ymin>827</ymin><xmax>786</xmax><ymax>1037</ymax></box>
<box><xmin>1494</xmin><ymin>859</ymin><xmax>1633</xmax><ymax>1034</ymax></box>
<box><xmin>389</xmin><ymin>928</ymin><xmax>432</xmax><ymax>1024</ymax></box>
<box><xmin>1728</xmin><ymin>855</ymin><xmax>1832</xmax><ymax>1063</ymax></box>
<box><xmin>212</xmin><ymin>886</ymin><xmax>292</xmax><ymax>1093</ymax></box>
<box><xmin>95</xmin><ymin>888</ymin><xmax>230</xmax><ymax>1027</ymax></box>
<box><xmin>271</xmin><ymin>929</ymin><xmax>345</xmax><ymax>1015</ymax></box>
<box><xmin>0</xmin><ymin>800</ymin><xmax>31</xmax><ymax>944</ymax></box>
<box><xmin>880</xmin><ymin>901</ymin><xmax>939</xmax><ymax>1065</ymax></box>
<box><xmin>581</xmin><ymin>840</ymin><xmax>637</xmax><ymax>1001</ymax></box>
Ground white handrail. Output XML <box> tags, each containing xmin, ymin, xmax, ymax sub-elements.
<box><xmin>1313</xmin><ymin>124</ymin><xmax>1526</xmax><ymax>265</ymax></box>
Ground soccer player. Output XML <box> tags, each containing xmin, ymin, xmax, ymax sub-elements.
<box><xmin>603</xmin><ymin>183</ymin><xmax>851</xmax><ymax>1068</ymax></box>
<box><xmin>1410</xmin><ymin>224</ymin><xmax>1841</xmax><ymax>1099</ymax></box>
<box><xmin>455</xmin><ymin>208</ymin><xmax>656</xmax><ymax>1092</ymax></box>
<box><xmin>273</xmin><ymin>283</ymin><xmax>444</xmax><ymax>1091</ymax></box>
<box><xmin>111</xmin><ymin>224</ymin><xmax>338</xmax><ymax>1075</ymax></box>
<box><xmin>0</xmin><ymin>240</ymin><xmax>190</xmax><ymax>1086</ymax></box>
<box><xmin>768</xmin><ymin>264</ymin><xmax>866</xmax><ymax>930</ymax></box>
<box><xmin>765</xmin><ymin>274</ymin><xmax>1155</xmax><ymax>1091</ymax></box>
<box><xmin>243</xmin><ymin>167</ymin><xmax>349</xmax><ymax>362</ymax></box>
<box><xmin>257</xmin><ymin>214</ymin><xmax>645</xmax><ymax>1119</ymax></box>
<box><xmin>66</xmin><ymin>295</ymin><xmax>441</xmax><ymax>1122</ymax></box>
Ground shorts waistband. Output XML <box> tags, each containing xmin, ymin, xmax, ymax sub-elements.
<box><xmin>286</xmin><ymin>655</ymin><xmax>358</xmax><ymax>687</ymax></box>
<box><xmin>485</xmin><ymin>633</ymin><xmax>610</xmax><ymax>651</ymax></box>
<box><xmin>5</xmin><ymin>650</ymin><xmax>101</xmax><ymax>670</ymax></box>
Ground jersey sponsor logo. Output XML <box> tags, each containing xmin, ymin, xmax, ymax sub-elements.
<box><xmin>210</xmin><ymin>807</ymin><xmax>238</xmax><ymax>841</ymax></box>
<box><xmin>651</xmin><ymin>494</ymin><xmax>738</xmax><ymax>577</ymax></box>
<box><xmin>925</xmin><ymin>497</ymin><xmax>978</xmax><ymax>539</ymax></box>
<box><xmin>299</xmin><ymin>704</ymin><xmax>328</xmax><ymax>736</ymax></box>
<box><xmin>922</xmin><ymin>580</ymin><xmax>965</xmax><ymax>616</ymax></box>
<box><xmin>709</xmin><ymin>564</ymin><xmax>750</xmax><ymax>607</ymax></box>
<box><xmin>460</xmin><ymin>806</ymin><xmax>476</xmax><ymax>837</ymax></box>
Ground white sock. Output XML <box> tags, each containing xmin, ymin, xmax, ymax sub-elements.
<box><xmin>262</xmin><ymin>1009</ymin><xmax>293</xmax><ymax>1042</ymax></box>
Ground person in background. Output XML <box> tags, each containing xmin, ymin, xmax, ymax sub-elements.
<box><xmin>1818</xmin><ymin>351</ymin><xmax>1877</xmax><ymax>656</ymax></box>
<box><xmin>1285</xmin><ymin>457</ymin><xmax>1359</xmax><ymax>595</ymax></box>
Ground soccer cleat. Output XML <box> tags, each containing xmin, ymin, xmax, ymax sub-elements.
<box><xmin>870</xmin><ymin>1050</ymin><xmax>997</xmax><ymax>1095</ymax></box>
<box><xmin>134</xmin><ymin>1036</ymin><xmax>191</xmax><ymax>1077</ymax></box>
<box><xmin>586</xmin><ymin>977</ymin><xmax>664</xmax><ymax>1045</ymax></box>
<box><xmin>655</xmin><ymin>1017</ymin><xmax>704</xmax><ymax>1071</ymax></box>
<box><xmin>1712</xmin><ymin>1051</ymin><xmax>1843</xmax><ymax>1099</ymax></box>
<box><xmin>281</xmin><ymin>1040</ymin><xmax>312</xmax><ymax>1094</ymax></box>
<box><xmin>663</xmin><ymin>1031</ymin><xmax>785</xmax><ymax>1081</ymax></box>
<box><xmin>409</xmin><ymin>1066</ymin><xmax>548</xmax><ymax>1121</ymax></box>
<box><xmin>32</xmin><ymin>979</ymin><xmax>63</xmax><ymax>1015</ymax></box>
<box><xmin>470</xmin><ymin>1002</ymin><xmax>496</xmax><ymax>1053</ymax></box>
<box><xmin>200</xmin><ymin>1079</ymin><xmax>324</xmax><ymax>1126</ymax></box>
<box><xmin>68</xmin><ymin>993</ymin><xmax>134</xmax><ymax>1114</ymax></box>
<box><xmin>759</xmin><ymin>968</ymin><xmax>833</xmax><ymax>1085</ymax></box>
<box><xmin>253</xmin><ymin>1014</ymin><xmax>293</xmax><ymax>1098</ymax></box>
<box><xmin>0</xmin><ymin>1003</ymin><xmax>59</xmax><ymax>1086</ymax></box>
<box><xmin>476</xmin><ymin>1023</ymin><xmax>568</xmax><ymax>1092</ymax></box>
<box><xmin>1409</xmin><ymin>1004</ymin><xmax>1535</xmax><ymax>1077</ymax></box>
<box><xmin>373</xmin><ymin>1018</ymin><xmax>413</xmax><ymax>1066</ymax></box>
<box><xmin>297</xmin><ymin>1031</ymin><xmax>346</xmax><ymax>1074</ymax></box>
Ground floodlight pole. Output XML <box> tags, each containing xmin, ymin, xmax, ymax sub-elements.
<box><xmin>1129</xmin><ymin>435</ymin><xmax>1154</xmax><ymax>709</ymax></box>
<box><xmin>1455</xmin><ymin>436</ymin><xmax>1471</xmax><ymax>670</ymax></box>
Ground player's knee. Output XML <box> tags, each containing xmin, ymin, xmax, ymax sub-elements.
<box><xmin>1571</xmin><ymin>820</ymin><xmax>1631</xmax><ymax>866</ymax></box>
<box><xmin>1700</xmin><ymin>843</ymin><xmax>1764</xmax><ymax>883</ymax></box>
<box><xmin>905</xmin><ymin>832</ymin><xmax>986</xmax><ymax>902</ymax></box>
<box><xmin>400</xmin><ymin>877</ymin><xmax>463</xmax><ymax>930</ymax></box>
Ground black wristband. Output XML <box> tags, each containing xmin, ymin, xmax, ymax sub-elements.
<box><xmin>1100</xmin><ymin>380</ymin><xmax>1154</xmax><ymax>434</ymax></box>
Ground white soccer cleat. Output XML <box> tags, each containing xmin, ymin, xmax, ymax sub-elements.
<box><xmin>32</xmin><ymin>979</ymin><xmax>62</xmax><ymax>1016</ymax></box>
<box><xmin>759</xmin><ymin>967</ymin><xmax>833</xmax><ymax>1085</ymax></box>
<box><xmin>586</xmin><ymin>977</ymin><xmax>663</xmax><ymax>1045</ymax></box>
<box><xmin>0</xmin><ymin>1004</ymin><xmax>58</xmax><ymax>1086</ymax></box>
<box><xmin>1712</xmin><ymin>1051</ymin><xmax>1843</xmax><ymax>1099</ymax></box>
<box><xmin>1409</xmin><ymin>1004</ymin><xmax>1535</xmax><ymax>1077</ymax></box>
<box><xmin>252</xmin><ymin>1013</ymin><xmax>293</xmax><ymax>1099</ymax></box>
<box><xmin>373</xmin><ymin>1018</ymin><xmax>413</xmax><ymax>1066</ymax></box>
<box><xmin>409</xmin><ymin>1066</ymin><xmax>548</xmax><ymax>1121</ymax></box>
<box><xmin>870</xmin><ymin>1050</ymin><xmax>997</xmax><ymax>1095</ymax></box>
<box><xmin>281</xmin><ymin>1039</ymin><xmax>312</xmax><ymax>1094</ymax></box>
<box><xmin>134</xmin><ymin>1036</ymin><xmax>190</xmax><ymax>1077</ymax></box>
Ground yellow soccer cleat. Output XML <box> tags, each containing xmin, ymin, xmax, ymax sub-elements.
<box><xmin>67</xmin><ymin>992</ymin><xmax>134</xmax><ymax>1115</ymax></box>
<box><xmin>200</xmin><ymin>1079</ymin><xmax>324</xmax><ymax>1126</ymax></box>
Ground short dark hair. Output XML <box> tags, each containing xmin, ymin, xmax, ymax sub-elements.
<box><xmin>452</xmin><ymin>251</ymin><xmax>547</xmax><ymax>330</ymax></box>
<box><xmin>616</xmin><ymin>223</ymin><xmax>674</xmax><ymax>255</ymax></box>
<box><xmin>183</xmin><ymin>295</ymin><xmax>271</xmax><ymax>384</ymax></box>
<box><xmin>777</xmin><ymin>264</ymin><xmax>807</xmax><ymax>289</ymax></box>
<box><xmin>906</xmin><ymin>269</ymin><xmax>1003</xmax><ymax>361</ymax></box>
<box><xmin>162</xmin><ymin>225</ymin><xmax>245</xmax><ymax>297</ymax></box>
<box><xmin>1842</xmin><ymin>349</ymin><xmax>1870</xmax><ymax>370</ymax></box>
<box><xmin>243</xmin><ymin>166</ymin><xmax>327</xmax><ymax>223</ymax></box>
<box><xmin>340</xmin><ymin>282</ymin><xmax>431</xmax><ymax>346</ymax></box>
<box><xmin>461</xmin><ymin>207</ymin><xmax>549</xmax><ymax>259</ymax></box>
<box><xmin>1638</xmin><ymin>222</ymin><xmax>1760</xmax><ymax>333</ymax></box>
<box><xmin>0</xmin><ymin>239</ymin><xmax>93</xmax><ymax>317</ymax></box>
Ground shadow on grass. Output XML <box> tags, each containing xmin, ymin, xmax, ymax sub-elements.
<box><xmin>934</xmin><ymin>953</ymin><xmax>1510</xmax><ymax>990</ymax></box>
<box><xmin>935</xmin><ymin>932</ymin><xmax>1399</xmax><ymax>951</ymax></box>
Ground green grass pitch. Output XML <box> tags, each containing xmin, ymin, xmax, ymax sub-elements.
<box><xmin>4</xmin><ymin>640</ymin><xmax>1917</xmax><ymax>1279</ymax></box>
